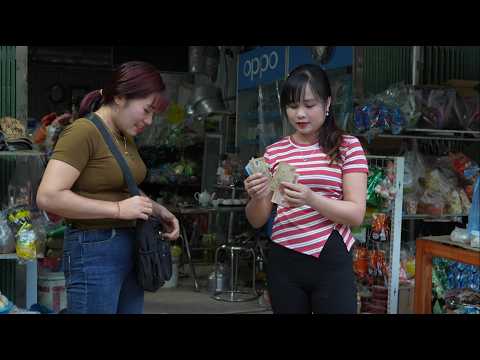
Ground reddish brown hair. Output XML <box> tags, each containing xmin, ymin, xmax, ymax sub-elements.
<box><xmin>79</xmin><ymin>61</ymin><xmax>169</xmax><ymax>117</ymax></box>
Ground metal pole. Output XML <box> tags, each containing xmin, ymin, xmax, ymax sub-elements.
<box><xmin>412</xmin><ymin>46</ymin><xmax>421</xmax><ymax>86</ymax></box>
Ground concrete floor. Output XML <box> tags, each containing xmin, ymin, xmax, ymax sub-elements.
<box><xmin>144</xmin><ymin>263</ymin><xmax>272</xmax><ymax>314</ymax></box>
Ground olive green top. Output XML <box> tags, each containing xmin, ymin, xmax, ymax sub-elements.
<box><xmin>51</xmin><ymin>118</ymin><xmax>147</xmax><ymax>230</ymax></box>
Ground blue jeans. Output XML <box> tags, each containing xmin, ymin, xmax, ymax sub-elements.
<box><xmin>63</xmin><ymin>226</ymin><xmax>144</xmax><ymax>314</ymax></box>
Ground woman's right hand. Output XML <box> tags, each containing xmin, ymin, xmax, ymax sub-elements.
<box><xmin>118</xmin><ymin>196</ymin><xmax>153</xmax><ymax>220</ymax></box>
<box><xmin>244</xmin><ymin>173</ymin><xmax>272</xmax><ymax>201</ymax></box>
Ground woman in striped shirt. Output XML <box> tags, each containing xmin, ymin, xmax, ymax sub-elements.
<box><xmin>244</xmin><ymin>64</ymin><xmax>368</xmax><ymax>314</ymax></box>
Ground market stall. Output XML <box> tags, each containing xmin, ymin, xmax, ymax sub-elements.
<box><xmin>2</xmin><ymin>45</ymin><xmax>480</xmax><ymax>314</ymax></box>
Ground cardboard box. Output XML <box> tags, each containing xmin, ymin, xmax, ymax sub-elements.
<box><xmin>445</xmin><ymin>79</ymin><xmax>480</xmax><ymax>97</ymax></box>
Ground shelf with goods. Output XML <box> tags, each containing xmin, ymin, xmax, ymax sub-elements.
<box><xmin>355</xmin><ymin>129</ymin><xmax>480</xmax><ymax>143</ymax></box>
<box><xmin>354</xmin><ymin>155</ymin><xmax>404</xmax><ymax>314</ymax></box>
<box><xmin>0</xmin><ymin>150</ymin><xmax>47</xmax><ymax>308</ymax></box>
<box><xmin>353</xmin><ymin>49</ymin><xmax>480</xmax><ymax>312</ymax></box>
<box><xmin>360</xmin><ymin>136</ymin><xmax>477</xmax><ymax>314</ymax></box>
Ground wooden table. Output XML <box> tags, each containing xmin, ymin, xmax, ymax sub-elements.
<box><xmin>414</xmin><ymin>236</ymin><xmax>480</xmax><ymax>314</ymax></box>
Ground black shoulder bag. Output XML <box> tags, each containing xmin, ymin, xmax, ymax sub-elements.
<box><xmin>87</xmin><ymin>113</ymin><xmax>172</xmax><ymax>292</ymax></box>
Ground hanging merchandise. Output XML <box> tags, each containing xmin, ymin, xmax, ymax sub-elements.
<box><xmin>461</xmin><ymin>95</ymin><xmax>480</xmax><ymax>131</ymax></box>
<box><xmin>353</xmin><ymin>246</ymin><xmax>369</xmax><ymax>278</ymax></box>
<box><xmin>366</xmin><ymin>168</ymin><xmax>384</xmax><ymax>208</ymax></box>
<box><xmin>0</xmin><ymin>213</ymin><xmax>15</xmax><ymax>253</ymax></box>
<box><xmin>5</xmin><ymin>207</ymin><xmax>37</xmax><ymax>262</ymax></box>
<box><xmin>449</xmin><ymin>152</ymin><xmax>479</xmax><ymax>201</ymax></box>
<box><xmin>371</xmin><ymin>213</ymin><xmax>390</xmax><ymax>242</ymax></box>
<box><xmin>368</xmin><ymin>249</ymin><xmax>389</xmax><ymax>286</ymax></box>
<box><xmin>358</xmin><ymin>156</ymin><xmax>404</xmax><ymax>313</ymax></box>
<box><xmin>374</xmin><ymin>160</ymin><xmax>397</xmax><ymax>210</ymax></box>
<box><xmin>353</xmin><ymin>83</ymin><xmax>419</xmax><ymax>139</ymax></box>
<box><xmin>415</xmin><ymin>86</ymin><xmax>457</xmax><ymax>130</ymax></box>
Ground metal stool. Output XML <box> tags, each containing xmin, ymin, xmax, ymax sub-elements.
<box><xmin>212</xmin><ymin>244</ymin><xmax>259</xmax><ymax>302</ymax></box>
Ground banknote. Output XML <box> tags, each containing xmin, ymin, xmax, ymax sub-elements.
<box><xmin>271</xmin><ymin>162</ymin><xmax>298</xmax><ymax>206</ymax></box>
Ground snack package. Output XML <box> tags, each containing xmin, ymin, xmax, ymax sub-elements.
<box><xmin>371</xmin><ymin>213</ymin><xmax>390</xmax><ymax>241</ymax></box>
<box><xmin>367</xmin><ymin>168</ymin><xmax>385</xmax><ymax>208</ymax></box>
<box><xmin>353</xmin><ymin>245</ymin><xmax>369</xmax><ymax>278</ymax></box>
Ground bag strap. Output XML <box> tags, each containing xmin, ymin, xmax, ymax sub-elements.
<box><xmin>86</xmin><ymin>113</ymin><xmax>141</xmax><ymax>197</ymax></box>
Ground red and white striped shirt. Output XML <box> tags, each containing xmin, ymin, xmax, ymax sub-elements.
<box><xmin>264</xmin><ymin>135</ymin><xmax>368</xmax><ymax>258</ymax></box>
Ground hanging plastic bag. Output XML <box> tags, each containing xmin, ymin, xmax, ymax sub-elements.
<box><xmin>0</xmin><ymin>218</ymin><xmax>15</xmax><ymax>254</ymax></box>
<box><xmin>367</xmin><ymin>168</ymin><xmax>384</xmax><ymax>208</ymax></box>
<box><xmin>6</xmin><ymin>207</ymin><xmax>37</xmax><ymax>262</ymax></box>
<box><xmin>455</xmin><ymin>94</ymin><xmax>480</xmax><ymax>131</ymax></box>
<box><xmin>403</xmin><ymin>143</ymin><xmax>426</xmax><ymax>196</ymax></box>
<box><xmin>415</xmin><ymin>87</ymin><xmax>457</xmax><ymax>129</ymax></box>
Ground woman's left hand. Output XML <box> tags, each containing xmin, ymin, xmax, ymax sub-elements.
<box><xmin>155</xmin><ymin>205</ymin><xmax>180</xmax><ymax>241</ymax></box>
<box><xmin>280</xmin><ymin>182</ymin><xmax>315</xmax><ymax>208</ymax></box>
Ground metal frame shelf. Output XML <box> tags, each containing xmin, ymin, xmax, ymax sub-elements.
<box><xmin>365</xmin><ymin>155</ymin><xmax>404</xmax><ymax>314</ymax></box>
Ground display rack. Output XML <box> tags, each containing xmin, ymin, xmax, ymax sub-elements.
<box><xmin>0</xmin><ymin>150</ymin><xmax>46</xmax><ymax>308</ymax></box>
<box><xmin>364</xmin><ymin>155</ymin><xmax>404</xmax><ymax>314</ymax></box>
<box><xmin>0</xmin><ymin>254</ymin><xmax>38</xmax><ymax>308</ymax></box>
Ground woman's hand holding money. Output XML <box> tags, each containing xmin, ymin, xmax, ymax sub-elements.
<box><xmin>280</xmin><ymin>181</ymin><xmax>314</xmax><ymax>208</ymax></box>
<box><xmin>244</xmin><ymin>173</ymin><xmax>272</xmax><ymax>200</ymax></box>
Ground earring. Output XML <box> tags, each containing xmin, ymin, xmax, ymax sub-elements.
<box><xmin>326</xmin><ymin>110</ymin><xmax>330</xmax><ymax>116</ymax></box>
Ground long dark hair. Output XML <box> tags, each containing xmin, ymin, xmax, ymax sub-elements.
<box><xmin>78</xmin><ymin>61</ymin><xmax>169</xmax><ymax>117</ymax></box>
<box><xmin>280</xmin><ymin>64</ymin><xmax>345</xmax><ymax>164</ymax></box>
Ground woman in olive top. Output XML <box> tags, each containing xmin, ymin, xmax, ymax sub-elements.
<box><xmin>36</xmin><ymin>61</ymin><xmax>180</xmax><ymax>314</ymax></box>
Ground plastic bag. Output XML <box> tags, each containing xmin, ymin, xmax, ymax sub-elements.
<box><xmin>467</xmin><ymin>176</ymin><xmax>479</xmax><ymax>238</ymax></box>
<box><xmin>371</xmin><ymin>213</ymin><xmax>390</xmax><ymax>241</ymax></box>
<box><xmin>403</xmin><ymin>193</ymin><xmax>418</xmax><ymax>215</ymax></box>
<box><xmin>417</xmin><ymin>190</ymin><xmax>445</xmax><ymax>216</ymax></box>
<box><xmin>367</xmin><ymin>168</ymin><xmax>385</xmax><ymax>208</ymax></box>
<box><xmin>454</xmin><ymin>94</ymin><xmax>480</xmax><ymax>131</ymax></box>
<box><xmin>0</xmin><ymin>218</ymin><xmax>15</xmax><ymax>254</ymax></box>
<box><xmin>374</xmin><ymin>161</ymin><xmax>397</xmax><ymax>210</ymax></box>
<box><xmin>424</xmin><ymin>168</ymin><xmax>455</xmax><ymax>194</ymax></box>
<box><xmin>403</xmin><ymin>145</ymin><xmax>426</xmax><ymax>195</ymax></box>
<box><xmin>446</xmin><ymin>190</ymin><xmax>463</xmax><ymax>215</ymax></box>
<box><xmin>6</xmin><ymin>207</ymin><xmax>37</xmax><ymax>262</ymax></box>
<box><xmin>450</xmin><ymin>226</ymin><xmax>470</xmax><ymax>244</ymax></box>
<box><xmin>415</xmin><ymin>86</ymin><xmax>458</xmax><ymax>129</ymax></box>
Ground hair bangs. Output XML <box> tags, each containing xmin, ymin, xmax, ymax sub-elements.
<box><xmin>151</xmin><ymin>91</ymin><xmax>170</xmax><ymax>114</ymax></box>
<box><xmin>281</xmin><ymin>73</ymin><xmax>310</xmax><ymax>107</ymax></box>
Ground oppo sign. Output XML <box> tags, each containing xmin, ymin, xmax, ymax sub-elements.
<box><xmin>238</xmin><ymin>46</ymin><xmax>286</xmax><ymax>90</ymax></box>
<box><xmin>243</xmin><ymin>51</ymin><xmax>279</xmax><ymax>81</ymax></box>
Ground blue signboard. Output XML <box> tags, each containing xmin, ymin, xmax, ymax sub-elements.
<box><xmin>238</xmin><ymin>46</ymin><xmax>286</xmax><ymax>90</ymax></box>
<box><xmin>288</xmin><ymin>46</ymin><xmax>353</xmax><ymax>73</ymax></box>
